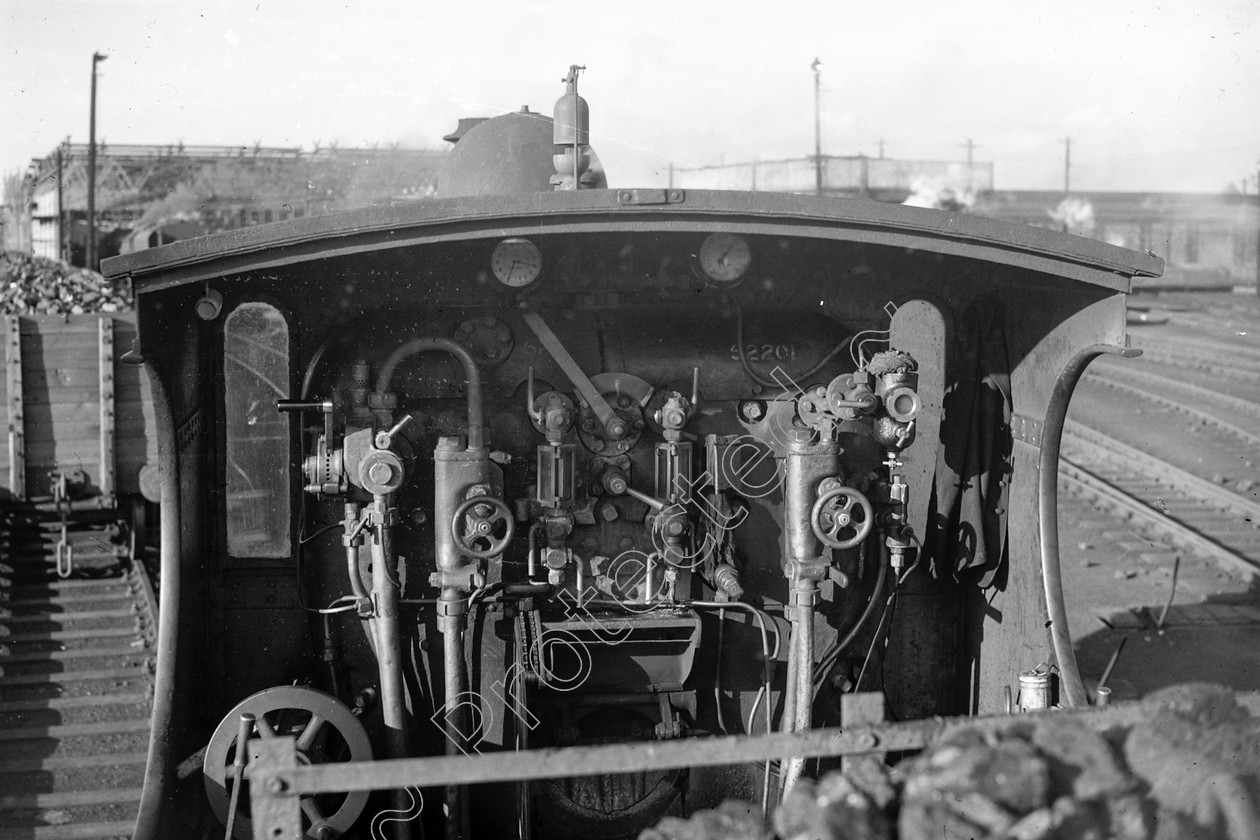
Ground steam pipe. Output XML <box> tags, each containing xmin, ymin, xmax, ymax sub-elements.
<box><xmin>780</xmin><ymin>581</ymin><xmax>817</xmax><ymax>792</ymax></box>
<box><xmin>342</xmin><ymin>502</ymin><xmax>370</xmax><ymax>603</ymax></box>
<box><xmin>133</xmin><ymin>366</ymin><xmax>178</xmax><ymax>840</ymax></box>
<box><xmin>513</xmin><ymin>608</ymin><xmax>533</xmax><ymax>840</ymax></box>
<box><xmin>441</xmin><ymin>600</ymin><xmax>469</xmax><ymax>840</ymax></box>
<box><xmin>527</xmin><ymin>520</ymin><xmax>544</xmax><ymax>582</ymax></box>
<box><xmin>344</xmin><ymin>544</ymin><xmax>370</xmax><ymax>602</ymax></box>
<box><xmin>778</xmin><ymin>433</ymin><xmax>836</xmax><ymax>792</ymax></box>
<box><xmin>811</xmin><ymin>538</ymin><xmax>888</xmax><ymax>691</ymax></box>
<box><xmin>375</xmin><ymin>338</ymin><xmax>485</xmax><ymax>449</ymax></box>
<box><xmin>1039</xmin><ymin>343</ymin><xmax>1139</xmax><ymax>709</ymax></box>
<box><xmin>368</xmin><ymin>493</ymin><xmax>413</xmax><ymax>840</ymax></box>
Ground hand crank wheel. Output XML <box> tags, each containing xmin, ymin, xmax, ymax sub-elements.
<box><xmin>203</xmin><ymin>685</ymin><xmax>372</xmax><ymax>839</ymax></box>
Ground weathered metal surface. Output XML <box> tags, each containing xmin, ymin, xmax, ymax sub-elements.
<box><xmin>102</xmin><ymin>191</ymin><xmax>1162</xmax><ymax>292</ymax></box>
<box><xmin>248</xmin><ymin>738</ymin><xmax>302</xmax><ymax>840</ymax></box>
<box><xmin>247</xmin><ymin>693</ymin><xmax>1260</xmax><ymax>806</ymax></box>
<box><xmin>6</xmin><ymin>315</ymin><xmax>24</xmax><ymax>500</ymax></box>
<box><xmin>1011</xmin><ymin>413</ymin><xmax>1043</xmax><ymax>448</ymax></box>
<box><xmin>0</xmin><ymin>314</ymin><xmax>156</xmax><ymax>500</ymax></box>
<box><xmin>98</xmin><ymin>317</ymin><xmax>115</xmax><ymax>505</ymax></box>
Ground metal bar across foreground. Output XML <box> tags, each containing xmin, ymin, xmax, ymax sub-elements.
<box><xmin>248</xmin><ymin>692</ymin><xmax>1260</xmax><ymax>811</ymax></box>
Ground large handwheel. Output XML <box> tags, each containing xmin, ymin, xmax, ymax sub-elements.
<box><xmin>203</xmin><ymin>685</ymin><xmax>373</xmax><ymax>840</ymax></box>
<box><xmin>811</xmin><ymin>485</ymin><xmax>874</xmax><ymax>550</ymax></box>
<box><xmin>451</xmin><ymin>495</ymin><xmax>515</xmax><ymax>559</ymax></box>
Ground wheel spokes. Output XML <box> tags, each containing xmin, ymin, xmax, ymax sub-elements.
<box><xmin>296</xmin><ymin>713</ymin><xmax>327</xmax><ymax>752</ymax></box>
<box><xmin>253</xmin><ymin>714</ymin><xmax>276</xmax><ymax>739</ymax></box>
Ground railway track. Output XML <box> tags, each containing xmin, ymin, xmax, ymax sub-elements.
<box><xmin>1062</xmin><ymin>292</ymin><xmax>1260</xmax><ymax>580</ymax></box>
<box><xmin>1083</xmin><ymin>365</ymin><xmax>1260</xmax><ymax>449</ymax></box>
<box><xmin>0</xmin><ymin>503</ymin><xmax>156</xmax><ymax>839</ymax></box>
<box><xmin>1060</xmin><ymin>422</ymin><xmax>1260</xmax><ymax>579</ymax></box>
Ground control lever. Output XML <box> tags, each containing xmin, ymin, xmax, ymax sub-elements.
<box><xmin>519</xmin><ymin>305</ymin><xmax>629</xmax><ymax>440</ymax></box>
<box><xmin>223</xmin><ymin>712</ymin><xmax>255</xmax><ymax>840</ymax></box>
<box><xmin>374</xmin><ymin>414</ymin><xmax>415</xmax><ymax>450</ymax></box>
<box><xmin>278</xmin><ymin>397</ymin><xmax>335</xmax><ymax>443</ymax></box>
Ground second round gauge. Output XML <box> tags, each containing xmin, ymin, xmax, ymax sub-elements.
<box><xmin>491</xmin><ymin>237</ymin><xmax>542</xmax><ymax>287</ymax></box>
<box><xmin>698</xmin><ymin>232</ymin><xmax>752</xmax><ymax>283</ymax></box>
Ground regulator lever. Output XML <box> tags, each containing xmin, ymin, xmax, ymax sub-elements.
<box><xmin>519</xmin><ymin>304</ymin><xmax>628</xmax><ymax>440</ymax></box>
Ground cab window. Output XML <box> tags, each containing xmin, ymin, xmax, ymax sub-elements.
<box><xmin>223</xmin><ymin>302</ymin><xmax>291</xmax><ymax>557</ymax></box>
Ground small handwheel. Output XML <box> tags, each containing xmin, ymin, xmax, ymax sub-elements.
<box><xmin>811</xmin><ymin>485</ymin><xmax>874</xmax><ymax>550</ymax></box>
<box><xmin>451</xmin><ymin>495</ymin><xmax>515</xmax><ymax>559</ymax></box>
<box><xmin>204</xmin><ymin>685</ymin><xmax>372</xmax><ymax>840</ymax></box>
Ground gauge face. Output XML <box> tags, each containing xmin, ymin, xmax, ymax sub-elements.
<box><xmin>698</xmin><ymin>232</ymin><xmax>752</xmax><ymax>283</ymax></box>
<box><xmin>491</xmin><ymin>237</ymin><xmax>543</xmax><ymax>288</ymax></box>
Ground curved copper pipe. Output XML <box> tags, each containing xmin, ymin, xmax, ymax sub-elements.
<box><xmin>1039</xmin><ymin>342</ymin><xmax>1140</xmax><ymax>708</ymax></box>
<box><xmin>375</xmin><ymin>337</ymin><xmax>485</xmax><ymax>449</ymax></box>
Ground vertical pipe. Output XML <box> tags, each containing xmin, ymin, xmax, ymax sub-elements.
<box><xmin>369</xmin><ymin>493</ymin><xmax>412</xmax><ymax>840</ymax></box>
<box><xmin>442</xmin><ymin>607</ymin><xmax>468</xmax><ymax>840</ymax></box>
<box><xmin>343</xmin><ymin>502</ymin><xmax>369</xmax><ymax>602</ymax></box>
<box><xmin>780</xmin><ymin>585</ymin><xmax>816</xmax><ymax>792</ymax></box>
<box><xmin>780</xmin><ymin>433</ymin><xmax>835</xmax><ymax>792</ymax></box>
<box><xmin>513</xmin><ymin>609</ymin><xmax>533</xmax><ymax>840</ymax></box>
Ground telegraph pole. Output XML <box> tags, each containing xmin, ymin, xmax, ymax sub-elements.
<box><xmin>960</xmin><ymin>139</ymin><xmax>978</xmax><ymax>167</ymax></box>
<box><xmin>87</xmin><ymin>51</ymin><xmax>107</xmax><ymax>271</ymax></box>
<box><xmin>1062</xmin><ymin>136</ymin><xmax>1072</xmax><ymax>194</ymax></box>
<box><xmin>811</xmin><ymin>58</ymin><xmax>823</xmax><ymax>195</ymax></box>
<box><xmin>959</xmin><ymin>139</ymin><xmax>979</xmax><ymax>191</ymax></box>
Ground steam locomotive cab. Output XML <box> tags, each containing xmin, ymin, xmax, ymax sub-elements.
<box><xmin>102</xmin><ymin>72</ymin><xmax>1160</xmax><ymax>840</ymax></box>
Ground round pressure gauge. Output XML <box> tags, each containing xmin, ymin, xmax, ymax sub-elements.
<box><xmin>698</xmin><ymin>232</ymin><xmax>752</xmax><ymax>283</ymax></box>
<box><xmin>491</xmin><ymin>237</ymin><xmax>543</xmax><ymax>288</ymax></box>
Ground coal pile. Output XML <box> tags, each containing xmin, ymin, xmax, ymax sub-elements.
<box><xmin>641</xmin><ymin>684</ymin><xmax>1260</xmax><ymax>840</ymax></box>
<box><xmin>1</xmin><ymin>251</ymin><xmax>132</xmax><ymax>315</ymax></box>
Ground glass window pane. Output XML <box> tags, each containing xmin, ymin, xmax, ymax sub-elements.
<box><xmin>224</xmin><ymin>302</ymin><xmax>291</xmax><ymax>557</ymax></box>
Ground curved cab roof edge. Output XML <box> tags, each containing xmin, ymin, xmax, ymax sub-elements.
<box><xmin>101</xmin><ymin>190</ymin><xmax>1164</xmax><ymax>292</ymax></box>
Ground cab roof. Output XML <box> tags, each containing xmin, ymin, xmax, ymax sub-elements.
<box><xmin>102</xmin><ymin>189</ymin><xmax>1163</xmax><ymax>293</ymax></box>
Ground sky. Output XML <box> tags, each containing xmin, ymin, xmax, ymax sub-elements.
<box><xmin>3</xmin><ymin>0</ymin><xmax>1258</xmax><ymax>194</ymax></box>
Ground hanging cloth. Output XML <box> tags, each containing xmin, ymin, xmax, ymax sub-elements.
<box><xmin>925</xmin><ymin>298</ymin><xmax>1012</xmax><ymax>587</ymax></box>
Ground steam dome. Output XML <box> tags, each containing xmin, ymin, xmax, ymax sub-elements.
<box><xmin>436</xmin><ymin>107</ymin><xmax>607</xmax><ymax>198</ymax></box>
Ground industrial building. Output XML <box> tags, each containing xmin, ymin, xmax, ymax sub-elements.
<box><xmin>3</xmin><ymin>142</ymin><xmax>446</xmax><ymax>266</ymax></box>
<box><xmin>5</xmin><ymin>144</ymin><xmax>1256</xmax><ymax>290</ymax></box>
<box><xmin>670</xmin><ymin>154</ymin><xmax>1259</xmax><ymax>290</ymax></box>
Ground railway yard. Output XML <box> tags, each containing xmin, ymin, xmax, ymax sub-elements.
<box><xmin>1058</xmin><ymin>289</ymin><xmax>1260</xmax><ymax>700</ymax></box>
<box><xmin>0</xmin><ymin>285</ymin><xmax>1258</xmax><ymax>838</ymax></box>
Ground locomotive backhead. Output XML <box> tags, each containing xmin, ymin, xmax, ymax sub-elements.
<box><xmin>102</xmin><ymin>68</ymin><xmax>1162</xmax><ymax>840</ymax></box>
